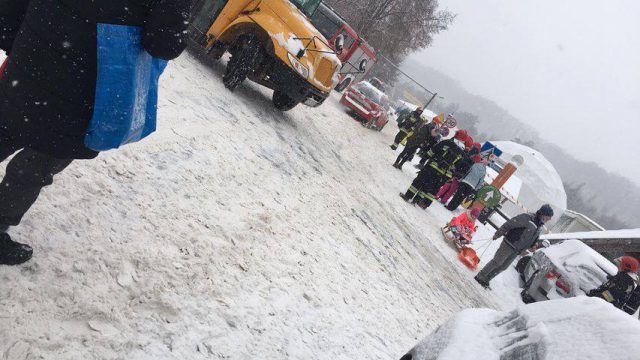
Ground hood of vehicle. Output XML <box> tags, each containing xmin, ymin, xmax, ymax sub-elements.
<box><xmin>259</xmin><ymin>0</ymin><xmax>342</xmax><ymax>91</ymax></box>
<box><xmin>348</xmin><ymin>88</ymin><xmax>381</xmax><ymax>110</ymax></box>
<box><xmin>263</xmin><ymin>0</ymin><xmax>326</xmax><ymax>42</ymax></box>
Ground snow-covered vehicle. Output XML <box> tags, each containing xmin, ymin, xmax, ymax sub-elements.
<box><xmin>340</xmin><ymin>81</ymin><xmax>390</xmax><ymax>130</ymax></box>
<box><xmin>517</xmin><ymin>239</ymin><xmax>617</xmax><ymax>304</ymax></box>
<box><xmin>189</xmin><ymin>0</ymin><xmax>342</xmax><ymax>111</ymax></box>
<box><xmin>309</xmin><ymin>3</ymin><xmax>377</xmax><ymax>92</ymax></box>
<box><xmin>368</xmin><ymin>77</ymin><xmax>387</xmax><ymax>92</ymax></box>
<box><xmin>400</xmin><ymin>296</ymin><xmax>640</xmax><ymax>360</ymax></box>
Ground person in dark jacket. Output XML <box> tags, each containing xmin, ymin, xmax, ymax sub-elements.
<box><xmin>0</xmin><ymin>0</ymin><xmax>190</xmax><ymax>265</ymax></box>
<box><xmin>393</xmin><ymin>121</ymin><xmax>440</xmax><ymax>170</ymax></box>
<box><xmin>400</xmin><ymin>136</ymin><xmax>467</xmax><ymax>209</ymax></box>
<box><xmin>622</xmin><ymin>283</ymin><xmax>640</xmax><ymax>318</ymax></box>
<box><xmin>588</xmin><ymin>256</ymin><xmax>638</xmax><ymax>313</ymax></box>
<box><xmin>474</xmin><ymin>205</ymin><xmax>554</xmax><ymax>288</ymax></box>
<box><xmin>445</xmin><ymin>156</ymin><xmax>487</xmax><ymax>210</ymax></box>
<box><xmin>416</xmin><ymin>128</ymin><xmax>468</xmax><ymax>169</ymax></box>
<box><xmin>390</xmin><ymin>107</ymin><xmax>423</xmax><ymax>150</ymax></box>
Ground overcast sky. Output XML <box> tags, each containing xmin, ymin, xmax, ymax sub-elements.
<box><xmin>411</xmin><ymin>0</ymin><xmax>640</xmax><ymax>184</ymax></box>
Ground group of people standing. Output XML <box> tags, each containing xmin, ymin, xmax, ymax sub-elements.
<box><xmin>389</xmin><ymin>108</ymin><xmax>555</xmax><ymax>289</ymax></box>
<box><xmin>389</xmin><ymin>107</ymin><xmax>640</xmax><ymax>315</ymax></box>
<box><xmin>391</xmin><ymin>108</ymin><xmax>487</xmax><ymax>213</ymax></box>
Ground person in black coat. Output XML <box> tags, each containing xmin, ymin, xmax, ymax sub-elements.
<box><xmin>0</xmin><ymin>0</ymin><xmax>190</xmax><ymax>265</ymax></box>
<box><xmin>393</xmin><ymin>121</ymin><xmax>440</xmax><ymax>170</ymax></box>
<box><xmin>474</xmin><ymin>205</ymin><xmax>554</xmax><ymax>288</ymax></box>
<box><xmin>390</xmin><ymin>107</ymin><xmax>422</xmax><ymax>150</ymax></box>
<box><xmin>400</xmin><ymin>137</ymin><xmax>467</xmax><ymax>209</ymax></box>
<box><xmin>588</xmin><ymin>256</ymin><xmax>639</xmax><ymax>312</ymax></box>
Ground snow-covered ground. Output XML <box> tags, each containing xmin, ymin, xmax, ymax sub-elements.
<box><xmin>0</xmin><ymin>51</ymin><xmax>505</xmax><ymax>359</ymax></box>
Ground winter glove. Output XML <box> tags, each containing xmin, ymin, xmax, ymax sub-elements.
<box><xmin>142</xmin><ymin>0</ymin><xmax>190</xmax><ymax>60</ymax></box>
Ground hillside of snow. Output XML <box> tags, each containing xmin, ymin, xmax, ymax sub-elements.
<box><xmin>0</xmin><ymin>51</ymin><xmax>503</xmax><ymax>359</ymax></box>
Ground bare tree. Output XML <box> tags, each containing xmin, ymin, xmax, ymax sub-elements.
<box><xmin>325</xmin><ymin>0</ymin><xmax>455</xmax><ymax>83</ymax></box>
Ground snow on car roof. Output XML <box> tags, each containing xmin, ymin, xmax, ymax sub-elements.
<box><xmin>406</xmin><ymin>296</ymin><xmax>640</xmax><ymax>359</ymax></box>
<box><xmin>541</xmin><ymin>239</ymin><xmax>617</xmax><ymax>276</ymax></box>
<box><xmin>542</xmin><ymin>228</ymin><xmax>640</xmax><ymax>241</ymax></box>
<box><xmin>355</xmin><ymin>81</ymin><xmax>386</xmax><ymax>96</ymax></box>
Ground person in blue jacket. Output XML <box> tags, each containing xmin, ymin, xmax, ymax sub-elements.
<box><xmin>0</xmin><ymin>0</ymin><xmax>190</xmax><ymax>265</ymax></box>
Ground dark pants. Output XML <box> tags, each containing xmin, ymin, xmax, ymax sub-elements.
<box><xmin>0</xmin><ymin>132</ymin><xmax>73</xmax><ymax>227</ymax></box>
<box><xmin>394</xmin><ymin>145</ymin><xmax>419</xmax><ymax>167</ymax></box>
<box><xmin>446</xmin><ymin>182</ymin><xmax>475</xmax><ymax>211</ymax></box>
<box><xmin>476</xmin><ymin>240</ymin><xmax>518</xmax><ymax>284</ymax></box>
<box><xmin>418</xmin><ymin>149</ymin><xmax>430</xmax><ymax>166</ymax></box>
<box><xmin>403</xmin><ymin>166</ymin><xmax>446</xmax><ymax>208</ymax></box>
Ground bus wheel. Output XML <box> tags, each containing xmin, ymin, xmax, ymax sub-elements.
<box><xmin>223</xmin><ymin>36</ymin><xmax>261</xmax><ymax>90</ymax></box>
<box><xmin>272</xmin><ymin>91</ymin><xmax>300</xmax><ymax>111</ymax></box>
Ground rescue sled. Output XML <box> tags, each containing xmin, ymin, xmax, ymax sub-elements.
<box><xmin>458</xmin><ymin>247</ymin><xmax>480</xmax><ymax>270</ymax></box>
<box><xmin>441</xmin><ymin>225</ymin><xmax>480</xmax><ymax>270</ymax></box>
<box><xmin>441</xmin><ymin>224</ymin><xmax>473</xmax><ymax>250</ymax></box>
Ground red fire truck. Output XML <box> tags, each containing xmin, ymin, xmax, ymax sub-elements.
<box><xmin>311</xmin><ymin>3</ymin><xmax>377</xmax><ymax>92</ymax></box>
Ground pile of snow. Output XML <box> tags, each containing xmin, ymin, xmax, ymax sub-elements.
<box><xmin>402</xmin><ymin>296</ymin><xmax>640</xmax><ymax>360</ymax></box>
<box><xmin>491</xmin><ymin>141</ymin><xmax>567</xmax><ymax>226</ymax></box>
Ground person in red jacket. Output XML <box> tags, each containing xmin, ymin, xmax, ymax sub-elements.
<box><xmin>445</xmin><ymin>208</ymin><xmax>480</xmax><ymax>245</ymax></box>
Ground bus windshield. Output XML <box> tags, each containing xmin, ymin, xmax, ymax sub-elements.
<box><xmin>291</xmin><ymin>0</ymin><xmax>322</xmax><ymax>17</ymax></box>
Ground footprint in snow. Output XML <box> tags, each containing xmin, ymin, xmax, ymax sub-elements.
<box><xmin>3</xmin><ymin>341</ymin><xmax>30</xmax><ymax>360</ymax></box>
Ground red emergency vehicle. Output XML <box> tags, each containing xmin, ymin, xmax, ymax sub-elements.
<box><xmin>311</xmin><ymin>3</ymin><xmax>377</xmax><ymax>92</ymax></box>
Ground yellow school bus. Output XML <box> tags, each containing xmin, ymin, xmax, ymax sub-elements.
<box><xmin>190</xmin><ymin>0</ymin><xmax>343</xmax><ymax>111</ymax></box>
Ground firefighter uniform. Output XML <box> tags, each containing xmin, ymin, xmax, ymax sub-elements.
<box><xmin>393</xmin><ymin>122</ymin><xmax>439</xmax><ymax>169</ymax></box>
<box><xmin>391</xmin><ymin>110</ymin><xmax>422</xmax><ymax>150</ymax></box>
<box><xmin>401</xmin><ymin>139</ymin><xmax>467</xmax><ymax>209</ymax></box>
<box><xmin>587</xmin><ymin>271</ymin><xmax>637</xmax><ymax>311</ymax></box>
<box><xmin>622</xmin><ymin>285</ymin><xmax>640</xmax><ymax>316</ymax></box>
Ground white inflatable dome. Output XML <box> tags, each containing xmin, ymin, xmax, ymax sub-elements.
<box><xmin>492</xmin><ymin>141</ymin><xmax>567</xmax><ymax>225</ymax></box>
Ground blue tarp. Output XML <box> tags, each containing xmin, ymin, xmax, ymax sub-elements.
<box><xmin>85</xmin><ymin>24</ymin><xmax>168</xmax><ymax>151</ymax></box>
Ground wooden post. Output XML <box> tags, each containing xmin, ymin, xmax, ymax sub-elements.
<box><xmin>473</xmin><ymin>163</ymin><xmax>518</xmax><ymax>212</ymax></box>
<box><xmin>492</xmin><ymin>163</ymin><xmax>517</xmax><ymax>190</ymax></box>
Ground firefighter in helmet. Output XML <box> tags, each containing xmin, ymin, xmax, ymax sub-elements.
<box><xmin>588</xmin><ymin>256</ymin><xmax>639</xmax><ymax>312</ymax></box>
<box><xmin>400</xmin><ymin>130</ymin><xmax>471</xmax><ymax>209</ymax></box>
<box><xmin>390</xmin><ymin>107</ymin><xmax>423</xmax><ymax>150</ymax></box>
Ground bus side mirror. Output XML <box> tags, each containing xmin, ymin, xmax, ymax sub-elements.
<box><xmin>334</xmin><ymin>34</ymin><xmax>344</xmax><ymax>54</ymax></box>
<box><xmin>358</xmin><ymin>59</ymin><xmax>368</xmax><ymax>72</ymax></box>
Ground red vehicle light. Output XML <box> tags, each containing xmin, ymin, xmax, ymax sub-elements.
<box><xmin>556</xmin><ymin>278</ymin><xmax>571</xmax><ymax>294</ymax></box>
<box><xmin>545</xmin><ymin>269</ymin><xmax>560</xmax><ymax>279</ymax></box>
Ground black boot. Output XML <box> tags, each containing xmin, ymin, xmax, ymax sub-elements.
<box><xmin>417</xmin><ymin>199</ymin><xmax>430</xmax><ymax>209</ymax></box>
<box><xmin>0</xmin><ymin>233</ymin><xmax>33</xmax><ymax>265</ymax></box>
<box><xmin>474</xmin><ymin>275</ymin><xmax>490</xmax><ymax>289</ymax></box>
<box><xmin>399</xmin><ymin>191</ymin><xmax>413</xmax><ymax>202</ymax></box>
